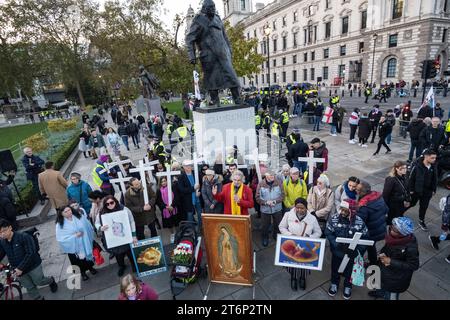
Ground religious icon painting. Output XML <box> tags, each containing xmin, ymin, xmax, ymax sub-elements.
<box><xmin>130</xmin><ymin>236</ymin><xmax>167</xmax><ymax>278</ymax></box>
<box><xmin>274</xmin><ymin>235</ymin><xmax>326</xmax><ymax>271</ymax></box>
<box><xmin>101</xmin><ymin>210</ymin><xmax>133</xmax><ymax>249</ymax></box>
<box><xmin>202</xmin><ymin>214</ymin><xmax>253</xmax><ymax>286</ymax></box>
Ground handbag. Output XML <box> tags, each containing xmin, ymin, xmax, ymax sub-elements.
<box><xmin>350</xmin><ymin>251</ymin><xmax>365</xmax><ymax>287</ymax></box>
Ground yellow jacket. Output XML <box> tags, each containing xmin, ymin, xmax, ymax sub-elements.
<box><xmin>283</xmin><ymin>177</ymin><xmax>308</xmax><ymax>209</ymax></box>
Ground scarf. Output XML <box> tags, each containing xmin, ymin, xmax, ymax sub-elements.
<box><xmin>56</xmin><ymin>215</ymin><xmax>94</xmax><ymax>261</ymax></box>
<box><xmin>160</xmin><ymin>186</ymin><xmax>177</xmax><ymax>219</ymax></box>
<box><xmin>230</xmin><ymin>183</ymin><xmax>244</xmax><ymax>215</ymax></box>
<box><xmin>385</xmin><ymin>228</ymin><xmax>414</xmax><ymax>247</ymax></box>
<box><xmin>343</xmin><ymin>182</ymin><xmax>357</xmax><ymax>200</ymax></box>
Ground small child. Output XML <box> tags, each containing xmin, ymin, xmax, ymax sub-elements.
<box><xmin>118</xmin><ymin>274</ymin><xmax>159</xmax><ymax>300</ymax></box>
<box><xmin>429</xmin><ymin>194</ymin><xmax>450</xmax><ymax>264</ymax></box>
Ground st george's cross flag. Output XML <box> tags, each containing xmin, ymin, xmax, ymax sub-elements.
<box><xmin>322</xmin><ymin>106</ymin><xmax>334</xmax><ymax>124</ymax></box>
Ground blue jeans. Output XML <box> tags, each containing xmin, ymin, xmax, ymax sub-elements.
<box><xmin>385</xmin><ymin>133</ymin><xmax>392</xmax><ymax>144</ymax></box>
<box><xmin>121</xmin><ymin>136</ymin><xmax>129</xmax><ymax>150</ymax></box>
<box><xmin>313</xmin><ymin>116</ymin><xmax>321</xmax><ymax>131</ymax></box>
<box><xmin>293</xmin><ymin>103</ymin><xmax>302</xmax><ymax>116</ymax></box>
<box><xmin>292</xmin><ymin>160</ymin><xmax>307</xmax><ymax>175</ymax></box>
<box><xmin>330</xmin><ymin>124</ymin><xmax>337</xmax><ymax>134</ymax></box>
<box><xmin>408</xmin><ymin>140</ymin><xmax>421</xmax><ymax>161</ymax></box>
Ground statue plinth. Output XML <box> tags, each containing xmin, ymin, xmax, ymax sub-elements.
<box><xmin>135</xmin><ymin>95</ymin><xmax>163</xmax><ymax>115</ymax></box>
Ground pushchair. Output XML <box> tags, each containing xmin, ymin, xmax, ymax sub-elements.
<box><xmin>169</xmin><ymin>221</ymin><xmax>204</xmax><ymax>300</ymax></box>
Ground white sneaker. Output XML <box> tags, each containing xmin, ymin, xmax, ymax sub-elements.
<box><xmin>349</xmin><ymin>140</ymin><xmax>356</xmax><ymax>144</ymax></box>
<box><xmin>362</xmin><ymin>144</ymin><xmax>368</xmax><ymax>148</ymax></box>
<box><xmin>332</xmin><ymin>134</ymin><xmax>337</xmax><ymax>137</ymax></box>
<box><xmin>358</xmin><ymin>143</ymin><xmax>362</xmax><ymax>146</ymax></box>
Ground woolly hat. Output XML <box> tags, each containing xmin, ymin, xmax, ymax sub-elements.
<box><xmin>392</xmin><ymin>217</ymin><xmax>414</xmax><ymax>236</ymax></box>
<box><xmin>341</xmin><ymin>198</ymin><xmax>358</xmax><ymax>217</ymax></box>
<box><xmin>99</xmin><ymin>155</ymin><xmax>109</xmax><ymax>163</ymax></box>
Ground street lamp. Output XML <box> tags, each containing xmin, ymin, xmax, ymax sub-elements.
<box><xmin>264</xmin><ymin>24</ymin><xmax>272</xmax><ymax>96</ymax></box>
<box><xmin>370</xmin><ymin>33</ymin><xmax>378</xmax><ymax>87</ymax></box>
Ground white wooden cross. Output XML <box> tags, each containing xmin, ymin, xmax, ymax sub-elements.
<box><xmin>184</xmin><ymin>152</ymin><xmax>206</xmax><ymax>187</ymax></box>
<box><xmin>129</xmin><ymin>160</ymin><xmax>155</xmax><ymax>205</ymax></box>
<box><xmin>143</xmin><ymin>157</ymin><xmax>160</xmax><ymax>183</ymax></box>
<box><xmin>156</xmin><ymin>167</ymin><xmax>181</xmax><ymax>206</ymax></box>
<box><xmin>110</xmin><ymin>172</ymin><xmax>131</xmax><ymax>197</ymax></box>
<box><xmin>106</xmin><ymin>157</ymin><xmax>133</xmax><ymax>177</ymax></box>
<box><xmin>297</xmin><ymin>150</ymin><xmax>325</xmax><ymax>185</ymax></box>
<box><xmin>336</xmin><ymin>232</ymin><xmax>374</xmax><ymax>273</ymax></box>
<box><xmin>244</xmin><ymin>148</ymin><xmax>268</xmax><ymax>182</ymax></box>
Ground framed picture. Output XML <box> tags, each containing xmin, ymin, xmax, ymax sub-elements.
<box><xmin>202</xmin><ymin>214</ymin><xmax>253</xmax><ymax>286</ymax></box>
<box><xmin>101</xmin><ymin>210</ymin><xmax>133</xmax><ymax>249</ymax></box>
<box><xmin>274</xmin><ymin>234</ymin><xmax>326</xmax><ymax>271</ymax></box>
<box><xmin>130</xmin><ymin>236</ymin><xmax>167</xmax><ymax>278</ymax></box>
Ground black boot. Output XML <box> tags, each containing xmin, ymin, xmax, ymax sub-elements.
<box><xmin>230</xmin><ymin>87</ymin><xmax>242</xmax><ymax>105</ymax></box>
<box><xmin>209</xmin><ymin>90</ymin><xmax>220</xmax><ymax>107</ymax></box>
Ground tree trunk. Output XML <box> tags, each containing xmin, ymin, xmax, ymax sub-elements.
<box><xmin>75</xmin><ymin>79</ymin><xmax>86</xmax><ymax>108</ymax></box>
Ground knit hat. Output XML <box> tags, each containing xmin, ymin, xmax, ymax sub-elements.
<box><xmin>341</xmin><ymin>199</ymin><xmax>358</xmax><ymax>217</ymax></box>
<box><xmin>99</xmin><ymin>155</ymin><xmax>109</xmax><ymax>163</ymax></box>
<box><xmin>392</xmin><ymin>217</ymin><xmax>414</xmax><ymax>236</ymax></box>
<box><xmin>317</xmin><ymin>174</ymin><xmax>330</xmax><ymax>187</ymax></box>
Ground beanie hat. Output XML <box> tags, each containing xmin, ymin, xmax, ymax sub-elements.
<box><xmin>342</xmin><ymin>198</ymin><xmax>358</xmax><ymax>217</ymax></box>
<box><xmin>392</xmin><ymin>217</ymin><xmax>414</xmax><ymax>236</ymax></box>
<box><xmin>295</xmin><ymin>197</ymin><xmax>308</xmax><ymax>208</ymax></box>
<box><xmin>99</xmin><ymin>155</ymin><xmax>109</xmax><ymax>163</ymax></box>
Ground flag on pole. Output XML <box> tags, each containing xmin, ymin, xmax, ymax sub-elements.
<box><xmin>193</xmin><ymin>70</ymin><xmax>201</xmax><ymax>100</ymax></box>
<box><xmin>418</xmin><ymin>86</ymin><xmax>435</xmax><ymax>114</ymax></box>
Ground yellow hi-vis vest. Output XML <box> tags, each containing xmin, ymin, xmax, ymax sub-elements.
<box><xmin>281</xmin><ymin>112</ymin><xmax>289</xmax><ymax>124</ymax></box>
<box><xmin>289</xmin><ymin>134</ymin><xmax>296</xmax><ymax>145</ymax></box>
<box><xmin>176</xmin><ymin>126</ymin><xmax>188</xmax><ymax>138</ymax></box>
<box><xmin>166</xmin><ymin>124</ymin><xmax>173</xmax><ymax>135</ymax></box>
<box><xmin>271</xmin><ymin>123</ymin><xmax>279</xmax><ymax>136</ymax></box>
<box><xmin>153</xmin><ymin>141</ymin><xmax>167</xmax><ymax>157</ymax></box>
<box><xmin>255</xmin><ymin>115</ymin><xmax>261</xmax><ymax>126</ymax></box>
<box><xmin>226</xmin><ymin>155</ymin><xmax>235</xmax><ymax>165</ymax></box>
<box><xmin>92</xmin><ymin>164</ymin><xmax>106</xmax><ymax>187</ymax></box>
<box><xmin>446</xmin><ymin>120</ymin><xmax>450</xmax><ymax>133</ymax></box>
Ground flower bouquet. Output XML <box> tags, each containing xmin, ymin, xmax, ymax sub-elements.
<box><xmin>171</xmin><ymin>242</ymin><xmax>193</xmax><ymax>266</ymax></box>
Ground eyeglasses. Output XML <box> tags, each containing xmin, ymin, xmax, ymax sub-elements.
<box><xmin>106</xmin><ymin>201</ymin><xmax>115</xmax><ymax>206</ymax></box>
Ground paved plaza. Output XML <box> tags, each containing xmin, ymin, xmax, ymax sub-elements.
<box><xmin>18</xmin><ymin>94</ymin><xmax>450</xmax><ymax>300</ymax></box>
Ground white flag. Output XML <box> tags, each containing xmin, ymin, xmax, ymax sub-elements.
<box><xmin>418</xmin><ymin>86</ymin><xmax>435</xmax><ymax>114</ymax></box>
<box><xmin>193</xmin><ymin>70</ymin><xmax>201</xmax><ymax>100</ymax></box>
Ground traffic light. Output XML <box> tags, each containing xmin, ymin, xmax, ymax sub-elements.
<box><xmin>420</xmin><ymin>60</ymin><xmax>437</xmax><ymax>79</ymax></box>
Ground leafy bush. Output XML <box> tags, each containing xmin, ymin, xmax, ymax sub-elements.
<box><xmin>23</xmin><ymin>132</ymin><xmax>49</xmax><ymax>153</ymax></box>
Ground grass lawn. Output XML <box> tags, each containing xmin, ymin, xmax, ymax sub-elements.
<box><xmin>162</xmin><ymin>100</ymin><xmax>191</xmax><ymax>119</ymax></box>
<box><xmin>0</xmin><ymin>122</ymin><xmax>48</xmax><ymax>149</ymax></box>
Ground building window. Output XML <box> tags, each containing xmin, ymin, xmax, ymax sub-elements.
<box><xmin>307</xmin><ymin>25</ymin><xmax>313</xmax><ymax>43</ymax></box>
<box><xmin>273</xmin><ymin>39</ymin><xmax>277</xmax><ymax>52</ymax></box>
<box><xmin>303</xmin><ymin>69</ymin><xmax>308</xmax><ymax>81</ymax></box>
<box><xmin>282</xmin><ymin>57</ymin><xmax>286</xmax><ymax>65</ymax></box>
<box><xmin>293</xmin><ymin>32</ymin><xmax>298</xmax><ymax>47</ymax></box>
<box><xmin>359</xmin><ymin>42</ymin><xmax>365</xmax><ymax>53</ymax></box>
<box><xmin>273</xmin><ymin>59</ymin><xmax>277</xmax><ymax>67</ymax></box>
<box><xmin>255</xmin><ymin>75</ymin><xmax>258</xmax><ymax>85</ymax></box>
<box><xmin>293</xmin><ymin>55</ymin><xmax>297</xmax><ymax>64</ymax></box>
<box><xmin>338</xmin><ymin>64</ymin><xmax>346</xmax><ymax>78</ymax></box>
<box><xmin>386</xmin><ymin>58</ymin><xmax>397</xmax><ymax>78</ymax></box>
<box><xmin>241</xmin><ymin>0</ymin><xmax>246</xmax><ymax>10</ymax></box>
<box><xmin>392</xmin><ymin>0</ymin><xmax>404</xmax><ymax>20</ymax></box>
<box><xmin>304</xmin><ymin>53</ymin><xmax>308</xmax><ymax>62</ymax></box>
<box><xmin>262</xmin><ymin>74</ymin><xmax>265</xmax><ymax>84</ymax></box>
<box><xmin>443</xmin><ymin>28</ymin><xmax>448</xmax><ymax>43</ymax></box>
<box><xmin>325</xmin><ymin>22</ymin><xmax>331</xmax><ymax>39</ymax></box>
<box><xmin>282</xmin><ymin>71</ymin><xmax>286</xmax><ymax>82</ymax></box>
<box><xmin>254</xmin><ymin>29</ymin><xmax>257</xmax><ymax>37</ymax></box>
<box><xmin>323</xmin><ymin>66</ymin><xmax>329</xmax><ymax>80</ymax></box>
<box><xmin>293</xmin><ymin>11</ymin><xmax>298</xmax><ymax>22</ymax></box>
<box><xmin>389</xmin><ymin>34</ymin><xmax>398</xmax><ymax>48</ymax></box>
<box><xmin>282</xmin><ymin>16</ymin><xmax>287</xmax><ymax>27</ymax></box>
<box><xmin>314</xmin><ymin>25</ymin><xmax>318</xmax><ymax>43</ymax></box>
<box><xmin>282</xmin><ymin>36</ymin><xmax>287</xmax><ymax>50</ymax></box>
<box><xmin>273</xmin><ymin>73</ymin><xmax>277</xmax><ymax>83</ymax></box>
<box><xmin>267</xmin><ymin>73</ymin><xmax>270</xmax><ymax>83</ymax></box>
<box><xmin>310</xmin><ymin>68</ymin><xmax>315</xmax><ymax>81</ymax></box>
<box><xmin>273</xmin><ymin>20</ymin><xmax>277</xmax><ymax>30</ymax></box>
<box><xmin>361</xmin><ymin>10</ymin><xmax>367</xmax><ymax>29</ymax></box>
<box><xmin>266</xmin><ymin>61</ymin><xmax>269</xmax><ymax>68</ymax></box>
<box><xmin>340</xmin><ymin>45</ymin><xmax>346</xmax><ymax>56</ymax></box>
<box><xmin>308</xmin><ymin>5</ymin><xmax>315</xmax><ymax>16</ymax></box>
<box><xmin>323</xmin><ymin>48</ymin><xmax>329</xmax><ymax>59</ymax></box>
<box><xmin>243</xmin><ymin>77</ymin><xmax>246</xmax><ymax>85</ymax></box>
<box><xmin>247</xmin><ymin>32</ymin><xmax>250</xmax><ymax>40</ymax></box>
<box><xmin>325</xmin><ymin>0</ymin><xmax>331</xmax><ymax>9</ymax></box>
<box><xmin>311</xmin><ymin>51</ymin><xmax>315</xmax><ymax>61</ymax></box>
<box><xmin>445</xmin><ymin>0</ymin><xmax>449</xmax><ymax>12</ymax></box>
<box><xmin>293</xmin><ymin>70</ymin><xmax>297</xmax><ymax>82</ymax></box>
<box><xmin>304</xmin><ymin>29</ymin><xmax>307</xmax><ymax>44</ymax></box>
<box><xmin>342</xmin><ymin>16</ymin><xmax>349</xmax><ymax>34</ymax></box>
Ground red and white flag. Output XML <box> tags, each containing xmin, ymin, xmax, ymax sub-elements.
<box><xmin>322</xmin><ymin>106</ymin><xmax>334</xmax><ymax>124</ymax></box>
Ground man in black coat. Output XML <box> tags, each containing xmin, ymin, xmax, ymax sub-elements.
<box><xmin>373</xmin><ymin>117</ymin><xmax>392</xmax><ymax>155</ymax></box>
<box><xmin>369</xmin><ymin>105</ymin><xmax>382</xmax><ymax>143</ymax></box>
<box><xmin>176</xmin><ymin>161</ymin><xmax>202</xmax><ymax>230</ymax></box>
<box><xmin>289</xmin><ymin>137</ymin><xmax>310</xmax><ymax>175</ymax></box>
<box><xmin>408</xmin><ymin>149</ymin><xmax>438</xmax><ymax>231</ymax></box>
<box><xmin>419</xmin><ymin>117</ymin><xmax>446</xmax><ymax>152</ymax></box>
<box><xmin>417</xmin><ymin>104</ymin><xmax>433</xmax><ymax>119</ymax></box>
<box><xmin>127</xmin><ymin>119</ymin><xmax>140</xmax><ymax>149</ymax></box>
<box><xmin>21</xmin><ymin>147</ymin><xmax>46</xmax><ymax>205</ymax></box>
<box><xmin>0</xmin><ymin>174</ymin><xmax>18</xmax><ymax>230</ymax></box>
<box><xmin>407</xmin><ymin>118</ymin><xmax>427</xmax><ymax>162</ymax></box>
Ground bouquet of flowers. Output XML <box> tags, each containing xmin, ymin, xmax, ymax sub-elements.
<box><xmin>171</xmin><ymin>242</ymin><xmax>193</xmax><ymax>265</ymax></box>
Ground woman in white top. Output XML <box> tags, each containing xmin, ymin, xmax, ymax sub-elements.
<box><xmin>106</xmin><ymin>127</ymin><xmax>121</xmax><ymax>156</ymax></box>
<box><xmin>279</xmin><ymin>197</ymin><xmax>322</xmax><ymax>291</ymax></box>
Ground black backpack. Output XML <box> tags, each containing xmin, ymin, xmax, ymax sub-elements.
<box><xmin>23</xmin><ymin>227</ymin><xmax>40</xmax><ymax>252</ymax></box>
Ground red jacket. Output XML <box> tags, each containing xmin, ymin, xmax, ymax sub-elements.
<box><xmin>118</xmin><ymin>282</ymin><xmax>159</xmax><ymax>300</ymax></box>
<box><xmin>213</xmin><ymin>183</ymin><xmax>254</xmax><ymax>215</ymax></box>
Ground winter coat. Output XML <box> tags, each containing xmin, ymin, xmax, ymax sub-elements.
<box><xmin>419</xmin><ymin>126</ymin><xmax>446</xmax><ymax>151</ymax></box>
<box><xmin>407</xmin><ymin>119</ymin><xmax>426</xmax><ymax>141</ymax></box>
<box><xmin>118</xmin><ymin>125</ymin><xmax>128</xmax><ymax>137</ymax></box>
<box><xmin>213</xmin><ymin>182</ymin><xmax>254</xmax><ymax>215</ymax></box>
<box><xmin>66</xmin><ymin>180</ymin><xmax>93</xmax><ymax>214</ymax></box>
<box><xmin>334</xmin><ymin>183</ymin><xmax>358</xmax><ymax>210</ymax></box>
<box><xmin>314</xmin><ymin>104</ymin><xmax>324</xmax><ymax>116</ymax></box>
<box><xmin>279</xmin><ymin>209</ymin><xmax>322</xmax><ymax>238</ymax></box>
<box><xmin>89</xmin><ymin>134</ymin><xmax>106</xmax><ymax>149</ymax></box>
<box><xmin>408</xmin><ymin>157</ymin><xmax>438</xmax><ymax>195</ymax></box>
<box><xmin>283</xmin><ymin>178</ymin><xmax>308</xmax><ymax>208</ymax></box>
<box><xmin>382</xmin><ymin>175</ymin><xmax>410</xmax><ymax>207</ymax></box>
<box><xmin>176</xmin><ymin>173</ymin><xmax>196</xmax><ymax>213</ymax></box>
<box><xmin>312</xmin><ymin>142</ymin><xmax>328</xmax><ymax>172</ymax></box>
<box><xmin>118</xmin><ymin>282</ymin><xmax>159</xmax><ymax>300</ymax></box>
<box><xmin>369</xmin><ymin>109</ymin><xmax>382</xmax><ymax>125</ymax></box>
<box><xmin>358</xmin><ymin>117</ymin><xmax>371</xmax><ymax>139</ymax></box>
<box><xmin>21</xmin><ymin>155</ymin><xmax>45</xmax><ymax>180</ymax></box>
<box><xmin>288</xmin><ymin>140</ymin><xmax>309</xmax><ymax>160</ymax></box>
<box><xmin>307</xmin><ymin>186</ymin><xmax>334</xmax><ymax>221</ymax></box>
<box><xmin>38</xmin><ymin>169</ymin><xmax>69</xmax><ymax>209</ymax></box>
<box><xmin>417</xmin><ymin>105</ymin><xmax>433</xmax><ymax>119</ymax></box>
<box><xmin>201</xmin><ymin>175</ymin><xmax>224</xmax><ymax>213</ymax></box>
<box><xmin>378</xmin><ymin>121</ymin><xmax>391</xmax><ymax>139</ymax></box>
<box><xmin>255</xmin><ymin>178</ymin><xmax>285</xmax><ymax>214</ymax></box>
<box><xmin>124</xmin><ymin>185</ymin><xmax>157</xmax><ymax>226</ymax></box>
<box><xmin>357</xmin><ymin>192</ymin><xmax>388</xmax><ymax>241</ymax></box>
<box><xmin>379</xmin><ymin>236</ymin><xmax>419</xmax><ymax>293</ymax></box>
<box><xmin>0</xmin><ymin>232</ymin><xmax>42</xmax><ymax>275</ymax></box>
<box><xmin>348</xmin><ymin>112</ymin><xmax>359</xmax><ymax>125</ymax></box>
<box><xmin>325</xmin><ymin>213</ymin><xmax>369</xmax><ymax>258</ymax></box>
<box><xmin>127</xmin><ymin>122</ymin><xmax>139</xmax><ymax>135</ymax></box>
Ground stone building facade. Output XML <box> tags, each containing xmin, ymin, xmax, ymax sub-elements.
<box><xmin>221</xmin><ymin>0</ymin><xmax>450</xmax><ymax>88</ymax></box>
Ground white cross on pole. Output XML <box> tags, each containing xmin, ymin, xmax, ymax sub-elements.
<box><xmin>184</xmin><ymin>152</ymin><xmax>206</xmax><ymax>186</ymax></box>
<box><xmin>244</xmin><ymin>148</ymin><xmax>268</xmax><ymax>182</ymax></box>
<box><xmin>129</xmin><ymin>160</ymin><xmax>155</xmax><ymax>205</ymax></box>
<box><xmin>156</xmin><ymin>167</ymin><xmax>181</xmax><ymax>206</ymax></box>
<box><xmin>297</xmin><ymin>150</ymin><xmax>325</xmax><ymax>185</ymax></box>
<box><xmin>110</xmin><ymin>172</ymin><xmax>131</xmax><ymax>197</ymax></box>
<box><xmin>336</xmin><ymin>232</ymin><xmax>374</xmax><ymax>273</ymax></box>
<box><xmin>143</xmin><ymin>157</ymin><xmax>159</xmax><ymax>183</ymax></box>
<box><xmin>106</xmin><ymin>157</ymin><xmax>133</xmax><ymax>177</ymax></box>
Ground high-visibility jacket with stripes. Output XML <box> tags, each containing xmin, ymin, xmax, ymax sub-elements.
<box><xmin>281</xmin><ymin>112</ymin><xmax>289</xmax><ymax>124</ymax></box>
<box><xmin>271</xmin><ymin>122</ymin><xmax>280</xmax><ymax>136</ymax></box>
<box><xmin>92</xmin><ymin>163</ymin><xmax>107</xmax><ymax>187</ymax></box>
<box><xmin>176</xmin><ymin>126</ymin><xmax>188</xmax><ymax>139</ymax></box>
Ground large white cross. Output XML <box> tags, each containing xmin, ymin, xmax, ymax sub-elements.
<box><xmin>336</xmin><ymin>232</ymin><xmax>374</xmax><ymax>273</ymax></box>
<box><xmin>184</xmin><ymin>152</ymin><xmax>206</xmax><ymax>186</ymax></box>
<box><xmin>129</xmin><ymin>160</ymin><xmax>155</xmax><ymax>204</ymax></box>
<box><xmin>143</xmin><ymin>157</ymin><xmax>160</xmax><ymax>183</ymax></box>
<box><xmin>298</xmin><ymin>150</ymin><xmax>325</xmax><ymax>185</ymax></box>
<box><xmin>110</xmin><ymin>172</ymin><xmax>131</xmax><ymax>197</ymax></box>
<box><xmin>106</xmin><ymin>157</ymin><xmax>133</xmax><ymax>177</ymax></box>
<box><xmin>156</xmin><ymin>167</ymin><xmax>181</xmax><ymax>206</ymax></box>
<box><xmin>244</xmin><ymin>148</ymin><xmax>268</xmax><ymax>182</ymax></box>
